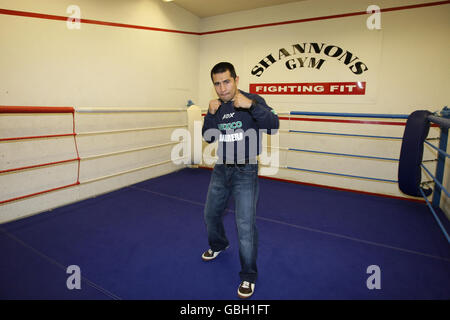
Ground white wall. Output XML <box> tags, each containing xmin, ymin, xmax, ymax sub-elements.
<box><xmin>198</xmin><ymin>0</ymin><xmax>449</xmax><ymax>111</ymax></box>
<box><xmin>0</xmin><ymin>0</ymin><xmax>200</xmax><ymax>108</ymax></box>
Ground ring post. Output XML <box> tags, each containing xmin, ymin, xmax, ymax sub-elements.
<box><xmin>432</xmin><ymin>107</ymin><xmax>449</xmax><ymax>208</ymax></box>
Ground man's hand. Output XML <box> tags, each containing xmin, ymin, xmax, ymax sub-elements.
<box><xmin>208</xmin><ymin>99</ymin><xmax>221</xmax><ymax>115</ymax></box>
<box><xmin>232</xmin><ymin>91</ymin><xmax>253</xmax><ymax>109</ymax></box>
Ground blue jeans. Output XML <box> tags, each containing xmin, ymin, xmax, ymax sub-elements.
<box><xmin>204</xmin><ymin>163</ymin><xmax>259</xmax><ymax>283</ymax></box>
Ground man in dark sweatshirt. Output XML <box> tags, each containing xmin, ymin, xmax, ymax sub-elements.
<box><xmin>201</xmin><ymin>62</ymin><xmax>279</xmax><ymax>299</ymax></box>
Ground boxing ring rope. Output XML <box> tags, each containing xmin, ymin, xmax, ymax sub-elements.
<box><xmin>78</xmin><ymin>124</ymin><xmax>186</xmax><ymax>136</ymax></box>
<box><xmin>424</xmin><ymin>140</ymin><xmax>450</xmax><ymax>158</ymax></box>
<box><xmin>279</xmin><ymin>111</ymin><xmax>411</xmax><ymax>184</ymax></box>
<box><xmin>281</xmin><ymin>110</ymin><xmax>447</xmax><ymax>190</ymax></box>
<box><xmin>81</xmin><ymin>141</ymin><xmax>179</xmax><ymax>161</ymax></box>
<box><xmin>0</xmin><ymin>106</ymin><xmax>80</xmax><ymax>205</ymax></box>
<box><xmin>0</xmin><ymin>106</ymin><xmax>75</xmax><ymax>114</ymax></box>
<box><xmin>81</xmin><ymin>158</ymin><xmax>183</xmax><ymax>185</ymax></box>
<box><xmin>286</xmin><ymin>148</ymin><xmax>399</xmax><ymax>162</ymax></box>
<box><xmin>421</xmin><ymin>164</ymin><xmax>450</xmax><ymax>198</ymax></box>
<box><xmin>285</xmin><ymin>166</ymin><xmax>398</xmax><ymax>183</ymax></box>
<box><xmin>289</xmin><ymin>111</ymin><xmax>409</xmax><ymax>119</ymax></box>
<box><xmin>284</xmin><ymin>129</ymin><xmax>403</xmax><ymax>140</ymax></box>
<box><xmin>0</xmin><ymin>107</ymin><xmax>81</xmax><ymax>175</ymax></box>
<box><xmin>75</xmin><ymin>107</ymin><xmax>187</xmax><ymax>185</ymax></box>
<box><xmin>76</xmin><ymin>108</ymin><xmax>186</xmax><ymax>113</ymax></box>
<box><xmin>0</xmin><ymin>106</ymin><xmax>187</xmax><ymax>205</ymax></box>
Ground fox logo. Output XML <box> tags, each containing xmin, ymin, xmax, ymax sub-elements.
<box><xmin>222</xmin><ymin>112</ymin><xmax>235</xmax><ymax>120</ymax></box>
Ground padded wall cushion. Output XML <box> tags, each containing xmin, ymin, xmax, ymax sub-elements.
<box><xmin>398</xmin><ymin>110</ymin><xmax>433</xmax><ymax>197</ymax></box>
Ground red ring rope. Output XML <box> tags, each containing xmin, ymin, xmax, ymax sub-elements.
<box><xmin>0</xmin><ymin>106</ymin><xmax>80</xmax><ymax>205</ymax></box>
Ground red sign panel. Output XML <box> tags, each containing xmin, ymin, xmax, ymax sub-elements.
<box><xmin>249</xmin><ymin>82</ymin><xmax>366</xmax><ymax>95</ymax></box>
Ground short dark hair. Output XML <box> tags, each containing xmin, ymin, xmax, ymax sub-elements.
<box><xmin>210</xmin><ymin>62</ymin><xmax>237</xmax><ymax>81</ymax></box>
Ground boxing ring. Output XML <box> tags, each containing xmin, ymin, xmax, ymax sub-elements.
<box><xmin>0</xmin><ymin>106</ymin><xmax>449</xmax><ymax>300</ymax></box>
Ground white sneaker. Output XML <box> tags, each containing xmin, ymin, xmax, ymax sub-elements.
<box><xmin>201</xmin><ymin>248</ymin><xmax>222</xmax><ymax>261</ymax></box>
<box><xmin>201</xmin><ymin>246</ymin><xmax>229</xmax><ymax>261</ymax></box>
<box><xmin>237</xmin><ymin>281</ymin><xmax>255</xmax><ymax>299</ymax></box>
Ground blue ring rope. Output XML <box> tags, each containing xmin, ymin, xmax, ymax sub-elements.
<box><xmin>286</xmin><ymin>166</ymin><xmax>398</xmax><ymax>183</ymax></box>
<box><xmin>290</xmin><ymin>111</ymin><xmax>409</xmax><ymax>119</ymax></box>
<box><xmin>289</xmin><ymin>148</ymin><xmax>399</xmax><ymax>161</ymax></box>
<box><xmin>421</xmin><ymin>164</ymin><xmax>450</xmax><ymax>198</ymax></box>
<box><xmin>420</xmin><ymin>188</ymin><xmax>450</xmax><ymax>244</ymax></box>
<box><xmin>289</xmin><ymin>130</ymin><xmax>403</xmax><ymax>140</ymax></box>
<box><xmin>424</xmin><ymin>140</ymin><xmax>450</xmax><ymax>158</ymax></box>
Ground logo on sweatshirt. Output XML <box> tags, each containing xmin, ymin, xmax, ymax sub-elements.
<box><xmin>222</xmin><ymin>112</ymin><xmax>235</xmax><ymax>120</ymax></box>
<box><xmin>218</xmin><ymin>121</ymin><xmax>242</xmax><ymax>131</ymax></box>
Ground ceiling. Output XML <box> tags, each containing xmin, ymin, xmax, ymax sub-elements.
<box><xmin>170</xmin><ymin>0</ymin><xmax>306</xmax><ymax>18</ymax></box>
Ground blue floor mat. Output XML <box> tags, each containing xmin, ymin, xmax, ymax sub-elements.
<box><xmin>1</xmin><ymin>168</ymin><xmax>449</xmax><ymax>299</ymax></box>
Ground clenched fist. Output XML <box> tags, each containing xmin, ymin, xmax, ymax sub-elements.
<box><xmin>232</xmin><ymin>91</ymin><xmax>253</xmax><ymax>109</ymax></box>
<box><xmin>208</xmin><ymin>99</ymin><xmax>221</xmax><ymax>115</ymax></box>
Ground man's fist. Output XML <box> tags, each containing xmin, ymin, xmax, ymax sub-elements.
<box><xmin>208</xmin><ymin>99</ymin><xmax>221</xmax><ymax>115</ymax></box>
<box><xmin>232</xmin><ymin>91</ymin><xmax>253</xmax><ymax>109</ymax></box>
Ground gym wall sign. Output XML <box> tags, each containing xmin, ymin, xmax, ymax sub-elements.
<box><xmin>249</xmin><ymin>42</ymin><xmax>368</xmax><ymax>95</ymax></box>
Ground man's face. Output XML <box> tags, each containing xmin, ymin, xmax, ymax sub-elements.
<box><xmin>212</xmin><ymin>71</ymin><xmax>239</xmax><ymax>103</ymax></box>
